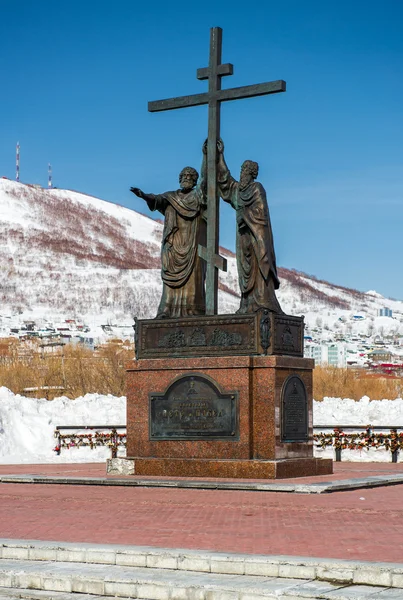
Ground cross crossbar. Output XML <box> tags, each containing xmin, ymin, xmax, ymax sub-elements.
<box><xmin>198</xmin><ymin>244</ymin><xmax>227</xmax><ymax>272</ymax></box>
<box><xmin>148</xmin><ymin>79</ymin><xmax>286</xmax><ymax>113</ymax></box>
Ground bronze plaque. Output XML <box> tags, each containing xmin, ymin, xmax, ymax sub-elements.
<box><xmin>149</xmin><ymin>373</ymin><xmax>239</xmax><ymax>440</ymax></box>
<box><xmin>281</xmin><ymin>375</ymin><xmax>308</xmax><ymax>442</ymax></box>
<box><xmin>136</xmin><ymin>313</ymin><xmax>257</xmax><ymax>358</ymax></box>
<box><xmin>272</xmin><ymin>315</ymin><xmax>303</xmax><ymax>357</ymax></box>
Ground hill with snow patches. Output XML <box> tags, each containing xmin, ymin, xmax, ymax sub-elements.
<box><xmin>0</xmin><ymin>178</ymin><xmax>402</xmax><ymax>342</ymax></box>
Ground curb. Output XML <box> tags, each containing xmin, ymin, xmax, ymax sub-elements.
<box><xmin>1</xmin><ymin>472</ymin><xmax>403</xmax><ymax>493</ymax></box>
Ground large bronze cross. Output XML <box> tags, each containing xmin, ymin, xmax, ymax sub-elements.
<box><xmin>149</xmin><ymin>27</ymin><xmax>286</xmax><ymax>315</ymax></box>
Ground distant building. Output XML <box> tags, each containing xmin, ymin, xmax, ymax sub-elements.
<box><xmin>305</xmin><ymin>342</ymin><xmax>347</xmax><ymax>367</ymax></box>
<box><xmin>327</xmin><ymin>344</ymin><xmax>347</xmax><ymax>368</ymax></box>
<box><xmin>40</xmin><ymin>341</ymin><xmax>65</xmax><ymax>356</ymax></box>
<box><xmin>368</xmin><ymin>348</ymin><xmax>392</xmax><ymax>363</ymax></box>
<box><xmin>379</xmin><ymin>307</ymin><xmax>393</xmax><ymax>317</ymax></box>
<box><xmin>304</xmin><ymin>343</ymin><xmax>323</xmax><ymax>363</ymax></box>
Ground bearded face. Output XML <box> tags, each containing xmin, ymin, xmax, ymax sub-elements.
<box><xmin>179</xmin><ymin>167</ymin><xmax>198</xmax><ymax>192</ymax></box>
<box><xmin>180</xmin><ymin>172</ymin><xmax>197</xmax><ymax>191</ymax></box>
<box><xmin>239</xmin><ymin>166</ymin><xmax>253</xmax><ymax>190</ymax></box>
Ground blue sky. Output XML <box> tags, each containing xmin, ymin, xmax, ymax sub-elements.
<box><xmin>1</xmin><ymin>0</ymin><xmax>402</xmax><ymax>299</ymax></box>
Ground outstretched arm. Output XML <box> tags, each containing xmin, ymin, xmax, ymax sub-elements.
<box><xmin>130</xmin><ymin>187</ymin><xmax>164</xmax><ymax>212</ymax></box>
<box><xmin>216</xmin><ymin>139</ymin><xmax>237</xmax><ymax>207</ymax></box>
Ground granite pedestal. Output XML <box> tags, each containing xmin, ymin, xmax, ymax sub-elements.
<box><xmin>124</xmin><ymin>354</ymin><xmax>332</xmax><ymax>479</ymax></box>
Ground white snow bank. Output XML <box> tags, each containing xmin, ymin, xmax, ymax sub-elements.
<box><xmin>0</xmin><ymin>387</ymin><xmax>125</xmax><ymax>464</ymax></box>
<box><xmin>313</xmin><ymin>395</ymin><xmax>403</xmax><ymax>426</ymax></box>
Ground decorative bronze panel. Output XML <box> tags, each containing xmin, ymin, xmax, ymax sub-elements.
<box><xmin>281</xmin><ymin>375</ymin><xmax>308</xmax><ymax>442</ymax></box>
<box><xmin>136</xmin><ymin>313</ymin><xmax>257</xmax><ymax>358</ymax></box>
<box><xmin>135</xmin><ymin>311</ymin><xmax>304</xmax><ymax>359</ymax></box>
<box><xmin>272</xmin><ymin>315</ymin><xmax>304</xmax><ymax>357</ymax></box>
<box><xmin>149</xmin><ymin>373</ymin><xmax>239</xmax><ymax>441</ymax></box>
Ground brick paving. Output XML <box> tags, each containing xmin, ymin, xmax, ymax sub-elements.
<box><xmin>0</xmin><ymin>463</ymin><xmax>403</xmax><ymax>563</ymax></box>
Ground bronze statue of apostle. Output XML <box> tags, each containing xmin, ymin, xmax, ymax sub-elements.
<box><xmin>216</xmin><ymin>138</ymin><xmax>282</xmax><ymax>314</ymax></box>
<box><xmin>130</xmin><ymin>142</ymin><xmax>207</xmax><ymax>318</ymax></box>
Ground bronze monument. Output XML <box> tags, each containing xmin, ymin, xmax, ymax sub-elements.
<box><xmin>116</xmin><ymin>27</ymin><xmax>332</xmax><ymax>480</ymax></box>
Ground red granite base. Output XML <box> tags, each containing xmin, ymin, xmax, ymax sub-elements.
<box><xmin>124</xmin><ymin>457</ymin><xmax>333</xmax><ymax>479</ymax></box>
<box><xmin>125</xmin><ymin>354</ymin><xmax>333</xmax><ymax>480</ymax></box>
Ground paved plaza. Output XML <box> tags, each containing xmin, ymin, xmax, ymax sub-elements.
<box><xmin>0</xmin><ymin>462</ymin><xmax>403</xmax><ymax>563</ymax></box>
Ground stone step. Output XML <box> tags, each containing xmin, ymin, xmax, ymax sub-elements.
<box><xmin>0</xmin><ymin>589</ymin><xmax>105</xmax><ymax>599</ymax></box>
<box><xmin>1</xmin><ymin>539</ymin><xmax>403</xmax><ymax>590</ymax></box>
<box><xmin>0</xmin><ymin>558</ymin><xmax>403</xmax><ymax>600</ymax></box>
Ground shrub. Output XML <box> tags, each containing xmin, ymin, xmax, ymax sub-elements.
<box><xmin>313</xmin><ymin>365</ymin><xmax>403</xmax><ymax>401</ymax></box>
<box><xmin>0</xmin><ymin>340</ymin><xmax>133</xmax><ymax>399</ymax></box>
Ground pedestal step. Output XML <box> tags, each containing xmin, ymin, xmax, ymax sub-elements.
<box><xmin>119</xmin><ymin>456</ymin><xmax>333</xmax><ymax>479</ymax></box>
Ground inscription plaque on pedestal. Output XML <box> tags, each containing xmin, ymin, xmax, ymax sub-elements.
<box><xmin>281</xmin><ymin>375</ymin><xmax>308</xmax><ymax>442</ymax></box>
<box><xmin>150</xmin><ymin>373</ymin><xmax>239</xmax><ymax>441</ymax></box>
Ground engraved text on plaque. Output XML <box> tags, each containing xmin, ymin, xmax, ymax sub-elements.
<box><xmin>281</xmin><ymin>375</ymin><xmax>308</xmax><ymax>442</ymax></box>
<box><xmin>150</xmin><ymin>373</ymin><xmax>239</xmax><ymax>440</ymax></box>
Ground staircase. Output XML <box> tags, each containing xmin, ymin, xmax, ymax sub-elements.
<box><xmin>0</xmin><ymin>539</ymin><xmax>402</xmax><ymax>599</ymax></box>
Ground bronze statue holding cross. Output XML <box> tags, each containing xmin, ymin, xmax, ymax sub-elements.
<box><xmin>131</xmin><ymin>27</ymin><xmax>285</xmax><ymax>319</ymax></box>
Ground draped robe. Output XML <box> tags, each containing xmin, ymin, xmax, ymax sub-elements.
<box><xmin>145</xmin><ymin>186</ymin><xmax>206</xmax><ymax>318</ymax></box>
<box><xmin>218</xmin><ymin>167</ymin><xmax>282</xmax><ymax>314</ymax></box>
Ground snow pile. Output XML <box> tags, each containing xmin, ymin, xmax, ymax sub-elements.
<box><xmin>314</xmin><ymin>395</ymin><xmax>403</xmax><ymax>426</ymax></box>
<box><xmin>1</xmin><ymin>388</ymin><xmax>402</xmax><ymax>465</ymax></box>
<box><xmin>0</xmin><ymin>387</ymin><xmax>125</xmax><ymax>464</ymax></box>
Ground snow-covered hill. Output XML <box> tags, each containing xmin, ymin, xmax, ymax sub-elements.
<box><xmin>0</xmin><ymin>179</ymin><xmax>402</xmax><ymax>343</ymax></box>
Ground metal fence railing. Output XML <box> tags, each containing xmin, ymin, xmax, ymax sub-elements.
<box><xmin>53</xmin><ymin>424</ymin><xmax>402</xmax><ymax>463</ymax></box>
<box><xmin>313</xmin><ymin>425</ymin><xmax>403</xmax><ymax>462</ymax></box>
<box><xmin>54</xmin><ymin>425</ymin><xmax>126</xmax><ymax>458</ymax></box>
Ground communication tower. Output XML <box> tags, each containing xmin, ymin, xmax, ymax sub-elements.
<box><xmin>16</xmin><ymin>142</ymin><xmax>20</xmax><ymax>182</ymax></box>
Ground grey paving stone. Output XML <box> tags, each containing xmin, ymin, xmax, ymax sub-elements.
<box><xmin>0</xmin><ymin>590</ymin><xmax>106</xmax><ymax>600</ymax></box>
<box><xmin>322</xmin><ymin>584</ymin><xmax>391</xmax><ymax>598</ymax></box>
<box><xmin>276</xmin><ymin>580</ymin><xmax>347</xmax><ymax>598</ymax></box>
<box><xmin>376</xmin><ymin>589</ymin><xmax>403</xmax><ymax>599</ymax></box>
<box><xmin>1</xmin><ymin>472</ymin><xmax>403</xmax><ymax>494</ymax></box>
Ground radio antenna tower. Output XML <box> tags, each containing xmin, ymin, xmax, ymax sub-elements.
<box><xmin>48</xmin><ymin>163</ymin><xmax>52</xmax><ymax>188</ymax></box>
<box><xmin>16</xmin><ymin>142</ymin><xmax>20</xmax><ymax>182</ymax></box>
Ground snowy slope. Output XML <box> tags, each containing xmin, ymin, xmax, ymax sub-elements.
<box><xmin>0</xmin><ymin>179</ymin><xmax>402</xmax><ymax>341</ymax></box>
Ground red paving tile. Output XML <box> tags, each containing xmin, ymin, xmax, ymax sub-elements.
<box><xmin>0</xmin><ymin>462</ymin><xmax>403</xmax><ymax>563</ymax></box>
